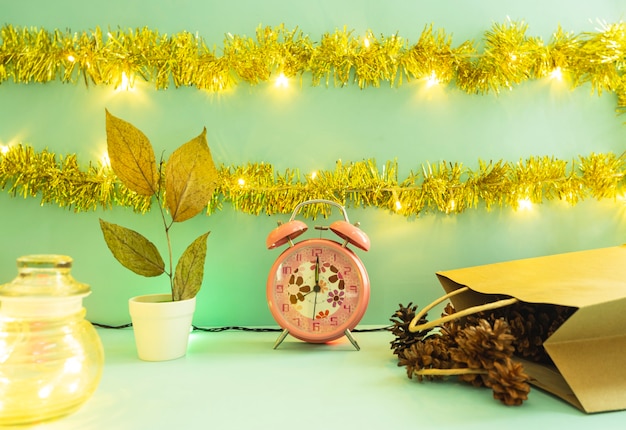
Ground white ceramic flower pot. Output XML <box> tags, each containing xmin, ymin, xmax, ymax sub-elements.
<box><xmin>128</xmin><ymin>293</ymin><xmax>196</xmax><ymax>361</ymax></box>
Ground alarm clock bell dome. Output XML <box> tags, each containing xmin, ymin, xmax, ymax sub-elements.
<box><xmin>266</xmin><ymin>220</ymin><xmax>308</xmax><ymax>249</ymax></box>
<box><xmin>329</xmin><ymin>220</ymin><xmax>370</xmax><ymax>251</ymax></box>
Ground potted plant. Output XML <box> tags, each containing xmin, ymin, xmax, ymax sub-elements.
<box><xmin>99</xmin><ymin>109</ymin><xmax>218</xmax><ymax>361</ymax></box>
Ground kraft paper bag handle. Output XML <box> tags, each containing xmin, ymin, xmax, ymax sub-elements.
<box><xmin>409</xmin><ymin>286</ymin><xmax>519</xmax><ymax>333</ymax></box>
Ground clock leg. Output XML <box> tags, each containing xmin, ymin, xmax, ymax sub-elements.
<box><xmin>344</xmin><ymin>329</ymin><xmax>360</xmax><ymax>351</ymax></box>
<box><xmin>273</xmin><ymin>328</ymin><xmax>290</xmax><ymax>349</ymax></box>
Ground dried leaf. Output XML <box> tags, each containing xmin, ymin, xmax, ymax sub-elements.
<box><xmin>99</xmin><ymin>219</ymin><xmax>165</xmax><ymax>277</ymax></box>
<box><xmin>173</xmin><ymin>231</ymin><xmax>210</xmax><ymax>300</ymax></box>
<box><xmin>165</xmin><ymin>128</ymin><xmax>218</xmax><ymax>222</ymax></box>
<box><xmin>105</xmin><ymin>110</ymin><xmax>160</xmax><ymax>196</ymax></box>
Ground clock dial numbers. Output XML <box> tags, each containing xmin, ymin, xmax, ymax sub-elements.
<box><xmin>269</xmin><ymin>241</ymin><xmax>365</xmax><ymax>338</ymax></box>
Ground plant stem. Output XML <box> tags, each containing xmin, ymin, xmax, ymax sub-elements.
<box><xmin>164</xmin><ymin>222</ymin><xmax>174</xmax><ymax>300</ymax></box>
<box><xmin>155</xmin><ymin>192</ymin><xmax>175</xmax><ymax>301</ymax></box>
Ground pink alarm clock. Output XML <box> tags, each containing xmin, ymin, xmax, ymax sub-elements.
<box><xmin>266</xmin><ymin>199</ymin><xmax>371</xmax><ymax>350</ymax></box>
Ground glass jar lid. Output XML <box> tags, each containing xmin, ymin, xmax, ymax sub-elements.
<box><xmin>0</xmin><ymin>254</ymin><xmax>91</xmax><ymax>298</ymax></box>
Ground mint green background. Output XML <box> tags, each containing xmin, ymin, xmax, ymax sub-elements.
<box><xmin>1</xmin><ymin>0</ymin><xmax>625</xmax><ymax>327</ymax></box>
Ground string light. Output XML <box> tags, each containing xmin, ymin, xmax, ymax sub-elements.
<box><xmin>1</xmin><ymin>145</ymin><xmax>623</xmax><ymax>218</ymax></box>
<box><xmin>99</xmin><ymin>151</ymin><xmax>110</xmax><ymax>169</ymax></box>
<box><xmin>0</xmin><ymin>21</ymin><xmax>624</xmax><ymax>112</ymax></box>
<box><xmin>550</xmin><ymin>67</ymin><xmax>563</xmax><ymax>81</ymax></box>
<box><xmin>274</xmin><ymin>72</ymin><xmax>289</xmax><ymax>88</ymax></box>
<box><xmin>425</xmin><ymin>71</ymin><xmax>439</xmax><ymax>87</ymax></box>
<box><xmin>1</xmin><ymin>22</ymin><xmax>625</xmax><ymax>217</ymax></box>
<box><xmin>116</xmin><ymin>72</ymin><xmax>134</xmax><ymax>92</ymax></box>
<box><xmin>446</xmin><ymin>199</ymin><xmax>456</xmax><ymax>214</ymax></box>
<box><xmin>517</xmin><ymin>198</ymin><xmax>533</xmax><ymax>211</ymax></box>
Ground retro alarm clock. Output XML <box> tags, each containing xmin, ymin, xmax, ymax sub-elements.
<box><xmin>266</xmin><ymin>199</ymin><xmax>370</xmax><ymax>350</ymax></box>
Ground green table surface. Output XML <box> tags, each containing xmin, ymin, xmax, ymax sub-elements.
<box><xmin>27</xmin><ymin>327</ymin><xmax>626</xmax><ymax>430</ymax></box>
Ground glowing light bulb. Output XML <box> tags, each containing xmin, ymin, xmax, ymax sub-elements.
<box><xmin>425</xmin><ymin>72</ymin><xmax>439</xmax><ymax>88</ymax></box>
<box><xmin>518</xmin><ymin>198</ymin><xmax>533</xmax><ymax>211</ymax></box>
<box><xmin>100</xmin><ymin>151</ymin><xmax>110</xmax><ymax>168</ymax></box>
<box><xmin>237</xmin><ymin>178</ymin><xmax>245</xmax><ymax>187</ymax></box>
<box><xmin>363</xmin><ymin>37</ymin><xmax>371</xmax><ymax>48</ymax></box>
<box><xmin>117</xmin><ymin>72</ymin><xmax>134</xmax><ymax>92</ymax></box>
<box><xmin>395</xmin><ymin>200</ymin><xmax>402</xmax><ymax>211</ymax></box>
<box><xmin>310</xmin><ymin>171</ymin><xmax>318</xmax><ymax>180</ymax></box>
<box><xmin>212</xmin><ymin>77</ymin><xmax>225</xmax><ymax>91</ymax></box>
<box><xmin>67</xmin><ymin>54</ymin><xmax>75</xmax><ymax>63</ymax></box>
<box><xmin>447</xmin><ymin>199</ymin><xmax>456</xmax><ymax>213</ymax></box>
<box><xmin>0</xmin><ymin>145</ymin><xmax>9</xmax><ymax>155</ymax></box>
<box><xmin>275</xmin><ymin>72</ymin><xmax>289</xmax><ymax>88</ymax></box>
<box><xmin>550</xmin><ymin>67</ymin><xmax>563</xmax><ymax>81</ymax></box>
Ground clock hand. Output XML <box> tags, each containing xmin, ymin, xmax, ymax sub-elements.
<box><xmin>312</xmin><ymin>256</ymin><xmax>320</xmax><ymax>320</ymax></box>
<box><xmin>303</xmin><ymin>255</ymin><xmax>321</xmax><ymax>297</ymax></box>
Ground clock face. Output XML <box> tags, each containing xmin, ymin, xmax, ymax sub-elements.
<box><xmin>267</xmin><ymin>238</ymin><xmax>370</xmax><ymax>343</ymax></box>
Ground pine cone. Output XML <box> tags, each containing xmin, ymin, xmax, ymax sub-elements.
<box><xmin>484</xmin><ymin>357</ymin><xmax>530</xmax><ymax>406</ymax></box>
<box><xmin>501</xmin><ymin>303</ymin><xmax>575</xmax><ymax>364</ymax></box>
<box><xmin>389</xmin><ymin>303</ymin><xmax>428</xmax><ymax>356</ymax></box>
<box><xmin>398</xmin><ymin>337</ymin><xmax>452</xmax><ymax>381</ymax></box>
<box><xmin>438</xmin><ymin>303</ymin><xmax>463</xmax><ymax>347</ymax></box>
<box><xmin>451</xmin><ymin>318</ymin><xmax>515</xmax><ymax>370</ymax></box>
<box><xmin>390</xmin><ymin>300</ymin><xmax>541</xmax><ymax>407</ymax></box>
<box><xmin>457</xmin><ymin>371</ymin><xmax>488</xmax><ymax>388</ymax></box>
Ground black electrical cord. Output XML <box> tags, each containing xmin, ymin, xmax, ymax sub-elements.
<box><xmin>90</xmin><ymin>322</ymin><xmax>133</xmax><ymax>329</ymax></box>
<box><xmin>192</xmin><ymin>325</ymin><xmax>282</xmax><ymax>332</ymax></box>
<box><xmin>90</xmin><ymin>321</ymin><xmax>392</xmax><ymax>333</ymax></box>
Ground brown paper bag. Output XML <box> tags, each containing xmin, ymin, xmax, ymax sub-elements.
<box><xmin>435</xmin><ymin>245</ymin><xmax>626</xmax><ymax>413</ymax></box>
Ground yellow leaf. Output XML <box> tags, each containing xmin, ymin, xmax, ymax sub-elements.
<box><xmin>165</xmin><ymin>128</ymin><xmax>218</xmax><ymax>222</ymax></box>
<box><xmin>173</xmin><ymin>232</ymin><xmax>210</xmax><ymax>300</ymax></box>
<box><xmin>99</xmin><ymin>219</ymin><xmax>165</xmax><ymax>277</ymax></box>
<box><xmin>105</xmin><ymin>110</ymin><xmax>159</xmax><ymax>196</ymax></box>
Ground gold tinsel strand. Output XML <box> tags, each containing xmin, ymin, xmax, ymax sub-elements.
<box><xmin>1</xmin><ymin>22</ymin><xmax>625</xmax><ymax>216</ymax></box>
<box><xmin>1</xmin><ymin>21</ymin><xmax>625</xmax><ymax>108</ymax></box>
<box><xmin>1</xmin><ymin>144</ymin><xmax>624</xmax><ymax>218</ymax></box>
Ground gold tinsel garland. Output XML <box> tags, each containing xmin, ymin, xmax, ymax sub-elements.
<box><xmin>1</xmin><ymin>21</ymin><xmax>625</xmax><ymax>217</ymax></box>
<box><xmin>0</xmin><ymin>21</ymin><xmax>625</xmax><ymax>110</ymax></box>
<box><xmin>0</xmin><ymin>145</ymin><xmax>624</xmax><ymax>218</ymax></box>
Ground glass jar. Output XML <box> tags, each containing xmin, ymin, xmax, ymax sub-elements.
<box><xmin>0</xmin><ymin>255</ymin><xmax>104</xmax><ymax>426</ymax></box>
